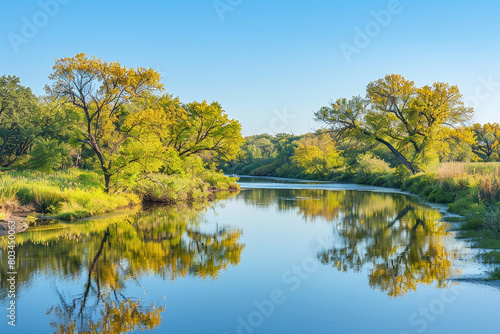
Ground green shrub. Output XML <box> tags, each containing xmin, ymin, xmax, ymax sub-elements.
<box><xmin>441</xmin><ymin>177</ymin><xmax>460</xmax><ymax>192</ymax></box>
<box><xmin>427</xmin><ymin>187</ymin><xmax>456</xmax><ymax>203</ymax></box>
<box><xmin>16</xmin><ymin>186</ymin><xmax>64</xmax><ymax>214</ymax></box>
<box><xmin>448</xmin><ymin>197</ymin><xmax>476</xmax><ymax>215</ymax></box>
<box><xmin>422</xmin><ymin>185</ymin><xmax>435</xmax><ymax>197</ymax></box>
<box><xmin>356</xmin><ymin>153</ymin><xmax>392</xmax><ymax>176</ymax></box>
<box><xmin>250</xmin><ymin>160</ymin><xmax>281</xmax><ymax>176</ymax></box>
<box><xmin>28</xmin><ymin>139</ymin><xmax>70</xmax><ymax>172</ymax></box>
<box><xmin>483</xmin><ymin>205</ymin><xmax>500</xmax><ymax>234</ymax></box>
<box><xmin>241</xmin><ymin>162</ymin><xmax>262</xmax><ymax>175</ymax></box>
<box><xmin>134</xmin><ymin>174</ymin><xmax>209</xmax><ymax>204</ymax></box>
<box><xmin>372</xmin><ymin>174</ymin><xmax>395</xmax><ymax>187</ymax></box>
<box><xmin>442</xmin><ymin>216</ymin><xmax>466</xmax><ymax>223</ymax></box>
<box><xmin>202</xmin><ymin>171</ymin><xmax>239</xmax><ymax>191</ymax></box>
<box><xmin>460</xmin><ymin>217</ymin><xmax>485</xmax><ymax>231</ymax></box>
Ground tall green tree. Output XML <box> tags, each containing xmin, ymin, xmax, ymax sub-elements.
<box><xmin>292</xmin><ymin>132</ymin><xmax>343</xmax><ymax>179</ymax></box>
<box><xmin>0</xmin><ymin>75</ymin><xmax>38</xmax><ymax>166</ymax></box>
<box><xmin>47</xmin><ymin>54</ymin><xmax>164</xmax><ymax>192</ymax></box>
<box><xmin>471</xmin><ymin>122</ymin><xmax>500</xmax><ymax>161</ymax></box>
<box><xmin>138</xmin><ymin>94</ymin><xmax>244</xmax><ymax>174</ymax></box>
<box><xmin>0</xmin><ymin>76</ymin><xmax>69</xmax><ymax>167</ymax></box>
<box><xmin>315</xmin><ymin>74</ymin><xmax>473</xmax><ymax>173</ymax></box>
<box><xmin>167</xmin><ymin>100</ymin><xmax>244</xmax><ymax>162</ymax></box>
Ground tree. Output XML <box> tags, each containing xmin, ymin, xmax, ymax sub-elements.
<box><xmin>434</xmin><ymin>126</ymin><xmax>475</xmax><ymax>162</ymax></box>
<box><xmin>315</xmin><ymin>74</ymin><xmax>473</xmax><ymax>174</ymax></box>
<box><xmin>166</xmin><ymin>100</ymin><xmax>244</xmax><ymax>161</ymax></box>
<box><xmin>0</xmin><ymin>76</ymin><xmax>71</xmax><ymax>167</ymax></box>
<box><xmin>47</xmin><ymin>54</ymin><xmax>164</xmax><ymax>192</ymax></box>
<box><xmin>292</xmin><ymin>132</ymin><xmax>343</xmax><ymax>179</ymax></box>
<box><xmin>0</xmin><ymin>75</ymin><xmax>38</xmax><ymax>166</ymax></box>
<box><xmin>471</xmin><ymin>122</ymin><xmax>500</xmax><ymax>161</ymax></box>
<box><xmin>28</xmin><ymin>138</ymin><xmax>70</xmax><ymax>171</ymax></box>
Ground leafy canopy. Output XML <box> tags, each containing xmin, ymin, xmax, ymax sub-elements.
<box><xmin>315</xmin><ymin>74</ymin><xmax>473</xmax><ymax>173</ymax></box>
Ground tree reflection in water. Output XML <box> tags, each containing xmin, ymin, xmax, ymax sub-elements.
<box><xmin>241</xmin><ymin>188</ymin><xmax>462</xmax><ymax>297</ymax></box>
<box><xmin>0</xmin><ymin>200</ymin><xmax>244</xmax><ymax>333</ymax></box>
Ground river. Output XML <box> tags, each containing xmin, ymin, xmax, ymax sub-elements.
<box><xmin>1</xmin><ymin>177</ymin><xmax>499</xmax><ymax>333</ymax></box>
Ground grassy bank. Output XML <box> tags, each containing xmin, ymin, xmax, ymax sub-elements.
<box><xmin>0</xmin><ymin>168</ymin><xmax>239</xmax><ymax>222</ymax></box>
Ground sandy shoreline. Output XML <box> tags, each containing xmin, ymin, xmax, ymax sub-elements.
<box><xmin>0</xmin><ymin>203</ymin><xmax>34</xmax><ymax>237</ymax></box>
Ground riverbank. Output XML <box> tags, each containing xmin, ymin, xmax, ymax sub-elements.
<box><xmin>0</xmin><ymin>168</ymin><xmax>239</xmax><ymax>229</ymax></box>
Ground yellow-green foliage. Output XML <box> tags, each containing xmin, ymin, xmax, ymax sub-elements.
<box><xmin>134</xmin><ymin>171</ymin><xmax>239</xmax><ymax>204</ymax></box>
<box><xmin>135</xmin><ymin>174</ymin><xmax>208</xmax><ymax>204</ymax></box>
<box><xmin>356</xmin><ymin>153</ymin><xmax>392</xmax><ymax>176</ymax></box>
<box><xmin>202</xmin><ymin>170</ymin><xmax>240</xmax><ymax>191</ymax></box>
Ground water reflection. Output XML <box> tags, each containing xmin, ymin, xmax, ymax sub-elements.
<box><xmin>0</xmin><ymin>202</ymin><xmax>244</xmax><ymax>333</ymax></box>
<box><xmin>239</xmin><ymin>188</ymin><xmax>462</xmax><ymax>297</ymax></box>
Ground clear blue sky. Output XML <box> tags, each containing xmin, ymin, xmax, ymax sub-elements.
<box><xmin>1</xmin><ymin>0</ymin><xmax>499</xmax><ymax>136</ymax></box>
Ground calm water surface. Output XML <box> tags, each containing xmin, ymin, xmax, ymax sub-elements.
<box><xmin>1</xmin><ymin>178</ymin><xmax>499</xmax><ymax>334</ymax></box>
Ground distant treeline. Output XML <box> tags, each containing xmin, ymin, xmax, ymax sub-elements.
<box><xmin>221</xmin><ymin>122</ymin><xmax>500</xmax><ymax>181</ymax></box>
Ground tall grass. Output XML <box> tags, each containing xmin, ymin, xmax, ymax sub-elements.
<box><xmin>0</xmin><ymin>169</ymin><xmax>139</xmax><ymax>220</ymax></box>
<box><xmin>434</xmin><ymin>162</ymin><xmax>500</xmax><ymax>204</ymax></box>
<box><xmin>0</xmin><ymin>168</ymin><xmax>239</xmax><ymax>221</ymax></box>
<box><xmin>436</xmin><ymin>162</ymin><xmax>500</xmax><ymax>180</ymax></box>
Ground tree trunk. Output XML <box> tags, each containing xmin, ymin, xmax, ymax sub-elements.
<box><xmin>104</xmin><ymin>173</ymin><xmax>111</xmax><ymax>194</ymax></box>
<box><xmin>373</xmin><ymin>136</ymin><xmax>417</xmax><ymax>174</ymax></box>
<box><xmin>80</xmin><ymin>227</ymin><xmax>110</xmax><ymax>315</ymax></box>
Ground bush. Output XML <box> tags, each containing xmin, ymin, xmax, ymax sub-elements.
<box><xmin>202</xmin><ymin>171</ymin><xmax>239</xmax><ymax>191</ymax></box>
<box><xmin>372</xmin><ymin>174</ymin><xmax>396</xmax><ymax>187</ymax></box>
<box><xmin>356</xmin><ymin>153</ymin><xmax>392</xmax><ymax>176</ymax></box>
<box><xmin>250</xmin><ymin>160</ymin><xmax>281</xmax><ymax>176</ymax></box>
<box><xmin>16</xmin><ymin>186</ymin><xmax>64</xmax><ymax>214</ymax></box>
<box><xmin>448</xmin><ymin>197</ymin><xmax>476</xmax><ymax>215</ymax></box>
<box><xmin>441</xmin><ymin>177</ymin><xmax>460</xmax><ymax>192</ymax></box>
<box><xmin>460</xmin><ymin>217</ymin><xmax>485</xmax><ymax>231</ymax></box>
<box><xmin>427</xmin><ymin>187</ymin><xmax>456</xmax><ymax>203</ymax></box>
<box><xmin>28</xmin><ymin>139</ymin><xmax>71</xmax><ymax>172</ymax></box>
<box><xmin>241</xmin><ymin>162</ymin><xmax>262</xmax><ymax>175</ymax></box>
<box><xmin>134</xmin><ymin>174</ymin><xmax>208</xmax><ymax>204</ymax></box>
<box><xmin>478</xmin><ymin>176</ymin><xmax>500</xmax><ymax>203</ymax></box>
<box><xmin>484</xmin><ymin>205</ymin><xmax>500</xmax><ymax>234</ymax></box>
